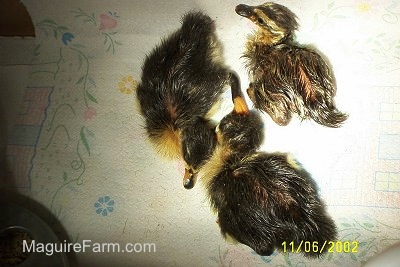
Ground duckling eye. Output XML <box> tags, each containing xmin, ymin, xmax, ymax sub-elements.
<box><xmin>257</xmin><ymin>18</ymin><xmax>265</xmax><ymax>24</ymax></box>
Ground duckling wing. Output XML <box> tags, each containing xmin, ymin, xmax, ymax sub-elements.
<box><xmin>292</xmin><ymin>46</ymin><xmax>337</xmax><ymax>103</ymax></box>
<box><xmin>255</xmin><ymin>44</ymin><xmax>336</xmax><ymax>103</ymax></box>
<box><xmin>293</xmin><ymin>47</ymin><xmax>350</xmax><ymax>127</ymax></box>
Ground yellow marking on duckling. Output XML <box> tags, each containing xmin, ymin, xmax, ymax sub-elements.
<box><xmin>233</xmin><ymin>96</ymin><xmax>250</xmax><ymax>115</ymax></box>
<box><xmin>150</xmin><ymin>126</ymin><xmax>181</xmax><ymax>159</ymax></box>
<box><xmin>251</xmin><ymin>29</ymin><xmax>284</xmax><ymax>47</ymax></box>
<box><xmin>209</xmin><ymin>34</ymin><xmax>224</xmax><ymax>66</ymax></box>
<box><xmin>286</xmin><ymin>154</ymin><xmax>303</xmax><ymax>171</ymax></box>
<box><xmin>224</xmin><ymin>232</ymin><xmax>239</xmax><ymax>244</ymax></box>
<box><xmin>200</xmin><ymin>145</ymin><xmax>232</xmax><ymax>187</ymax></box>
<box><xmin>216</xmin><ymin>218</ymin><xmax>238</xmax><ymax>243</ymax></box>
<box><xmin>246</xmin><ymin>87</ymin><xmax>256</xmax><ymax>103</ymax></box>
<box><xmin>215</xmin><ymin>124</ymin><xmax>224</xmax><ymax>145</ymax></box>
<box><xmin>247</xmin><ymin>8</ymin><xmax>286</xmax><ymax>46</ymax></box>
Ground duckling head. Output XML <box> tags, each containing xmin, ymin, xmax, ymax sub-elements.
<box><xmin>217</xmin><ymin>110</ymin><xmax>263</xmax><ymax>154</ymax></box>
<box><xmin>216</xmin><ymin>90</ymin><xmax>264</xmax><ymax>154</ymax></box>
<box><xmin>235</xmin><ymin>2</ymin><xmax>298</xmax><ymax>45</ymax></box>
<box><xmin>181</xmin><ymin>117</ymin><xmax>217</xmax><ymax>189</ymax></box>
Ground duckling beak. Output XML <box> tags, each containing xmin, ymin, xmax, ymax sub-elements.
<box><xmin>229</xmin><ymin>72</ymin><xmax>250</xmax><ymax>115</ymax></box>
<box><xmin>233</xmin><ymin>96</ymin><xmax>250</xmax><ymax>115</ymax></box>
<box><xmin>183</xmin><ymin>168</ymin><xmax>198</xmax><ymax>189</ymax></box>
<box><xmin>235</xmin><ymin>4</ymin><xmax>255</xmax><ymax>18</ymax></box>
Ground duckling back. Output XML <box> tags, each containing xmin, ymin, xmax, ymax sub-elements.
<box><xmin>136</xmin><ymin>11</ymin><xmax>230</xmax><ymax>159</ymax></box>
<box><xmin>206</xmin><ymin>152</ymin><xmax>337</xmax><ymax>257</ymax></box>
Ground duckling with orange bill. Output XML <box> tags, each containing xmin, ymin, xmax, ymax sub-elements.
<box><xmin>136</xmin><ymin>11</ymin><xmax>240</xmax><ymax>189</ymax></box>
<box><xmin>235</xmin><ymin>2</ymin><xmax>348</xmax><ymax>127</ymax></box>
<box><xmin>202</xmin><ymin>84</ymin><xmax>337</xmax><ymax>257</ymax></box>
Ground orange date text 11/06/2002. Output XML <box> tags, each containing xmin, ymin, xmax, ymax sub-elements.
<box><xmin>281</xmin><ymin>241</ymin><xmax>359</xmax><ymax>254</ymax></box>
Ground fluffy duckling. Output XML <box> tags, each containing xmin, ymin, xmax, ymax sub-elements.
<box><xmin>136</xmin><ymin>11</ymin><xmax>240</xmax><ymax>189</ymax></box>
<box><xmin>202</xmin><ymin>87</ymin><xmax>337</xmax><ymax>257</ymax></box>
<box><xmin>235</xmin><ymin>2</ymin><xmax>348</xmax><ymax>127</ymax></box>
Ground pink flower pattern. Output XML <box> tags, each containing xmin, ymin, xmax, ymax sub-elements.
<box><xmin>99</xmin><ymin>13</ymin><xmax>117</xmax><ymax>31</ymax></box>
<box><xmin>84</xmin><ymin>106</ymin><xmax>97</xmax><ymax>121</ymax></box>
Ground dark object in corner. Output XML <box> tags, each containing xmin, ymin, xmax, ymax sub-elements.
<box><xmin>0</xmin><ymin>0</ymin><xmax>35</xmax><ymax>37</ymax></box>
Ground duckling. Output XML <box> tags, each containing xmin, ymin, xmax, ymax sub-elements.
<box><xmin>136</xmin><ymin>11</ymin><xmax>240</xmax><ymax>189</ymax></box>
<box><xmin>202</xmin><ymin>86</ymin><xmax>337</xmax><ymax>257</ymax></box>
<box><xmin>235</xmin><ymin>2</ymin><xmax>348</xmax><ymax>127</ymax></box>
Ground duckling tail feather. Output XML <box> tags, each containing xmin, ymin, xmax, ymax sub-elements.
<box><xmin>180</xmin><ymin>12</ymin><xmax>214</xmax><ymax>47</ymax></box>
<box><xmin>309</xmin><ymin>104</ymin><xmax>348</xmax><ymax>128</ymax></box>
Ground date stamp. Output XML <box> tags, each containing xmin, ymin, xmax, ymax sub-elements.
<box><xmin>281</xmin><ymin>241</ymin><xmax>359</xmax><ymax>254</ymax></box>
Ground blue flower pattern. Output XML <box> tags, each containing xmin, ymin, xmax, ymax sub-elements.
<box><xmin>94</xmin><ymin>196</ymin><xmax>115</xmax><ymax>216</ymax></box>
<box><xmin>62</xmin><ymin>32</ymin><xmax>74</xmax><ymax>45</ymax></box>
